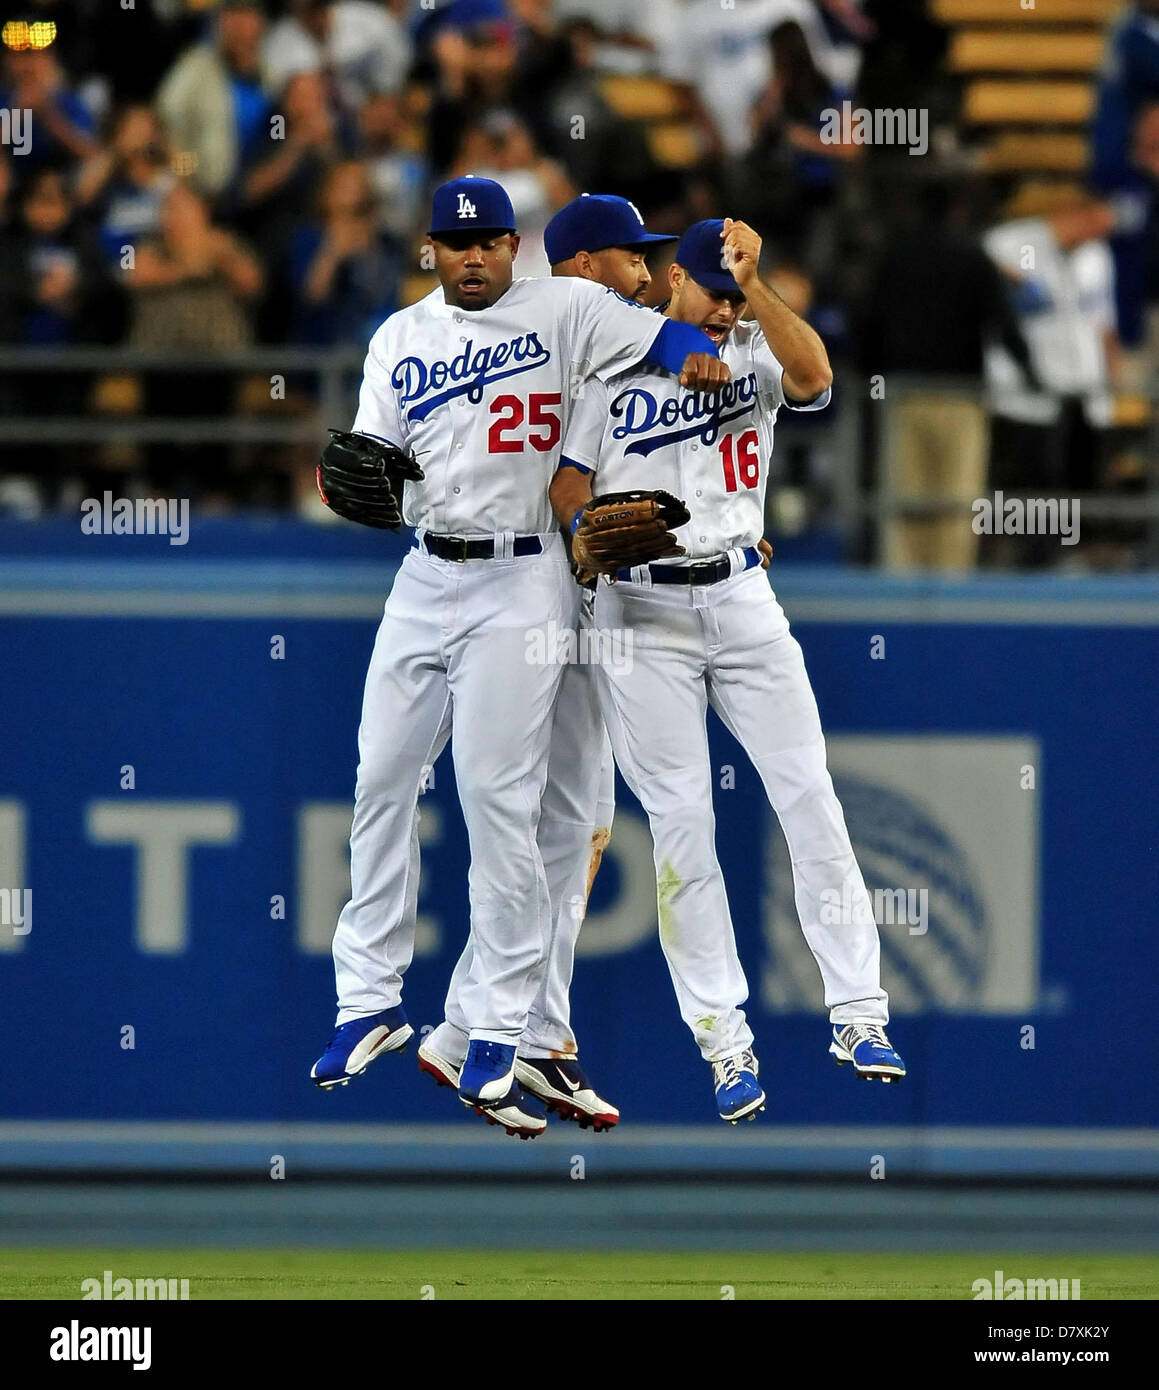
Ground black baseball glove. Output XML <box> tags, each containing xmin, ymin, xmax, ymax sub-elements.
<box><xmin>316</xmin><ymin>430</ymin><xmax>424</xmax><ymax>530</ymax></box>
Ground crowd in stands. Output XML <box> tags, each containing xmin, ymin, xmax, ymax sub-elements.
<box><xmin>0</xmin><ymin>0</ymin><xmax>1156</xmax><ymax>568</ymax></box>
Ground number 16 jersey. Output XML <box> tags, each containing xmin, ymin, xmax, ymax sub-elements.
<box><xmin>562</xmin><ymin>318</ymin><xmax>830</xmax><ymax>560</ymax></box>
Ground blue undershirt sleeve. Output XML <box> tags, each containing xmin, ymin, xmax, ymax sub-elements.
<box><xmin>642</xmin><ymin>318</ymin><xmax>719</xmax><ymax>375</ymax></box>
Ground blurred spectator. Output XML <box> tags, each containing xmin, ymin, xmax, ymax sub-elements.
<box><xmin>549</xmin><ymin>0</ymin><xmax>680</xmax><ymax>74</ymax></box>
<box><xmin>239</xmin><ymin>71</ymin><xmax>345</xmax><ymax>224</ymax></box>
<box><xmin>519</xmin><ymin>16</ymin><xmax>665</xmax><ymax>205</ymax></box>
<box><xmin>759</xmin><ymin>260</ymin><xmax>838</xmax><ymax>522</ymax></box>
<box><xmin>263</xmin><ymin>0</ymin><xmax>412</xmax><ymax>121</ymax></box>
<box><xmin>76</xmin><ymin>105</ymin><xmax>175</xmax><ymax>269</ymax></box>
<box><xmin>1090</xmin><ymin>1</ymin><xmax>1159</xmax><ymax>355</ymax></box>
<box><xmin>450</xmin><ymin>110</ymin><xmax>574</xmax><ymax>276</ymax></box>
<box><xmin>659</xmin><ymin>0</ymin><xmax>832</xmax><ymax>161</ymax></box>
<box><xmin>855</xmin><ymin>0</ymin><xmax>943</xmax><ymax>121</ymax></box>
<box><xmin>427</xmin><ymin>5</ymin><xmax>519</xmax><ymax>172</ymax></box>
<box><xmin>860</xmin><ymin>177</ymin><xmax>1038</xmax><ymax>571</ymax></box>
<box><xmin>413</xmin><ymin>0</ymin><xmax>508</xmax><ymax>65</ymax></box>
<box><xmin>237</xmin><ymin>70</ymin><xmax>346</xmax><ymax>339</ymax></box>
<box><xmin>128</xmin><ymin>181</ymin><xmax>262</xmax><ymax>351</ymax></box>
<box><xmin>128</xmin><ymin>181</ymin><xmax>263</xmax><ymax>495</ymax></box>
<box><xmin>504</xmin><ymin>0</ymin><xmax>575</xmax><ymax>157</ymax></box>
<box><xmin>737</xmin><ymin>20</ymin><xmax>857</xmax><ymax>275</ymax></box>
<box><xmin>288</xmin><ymin>159</ymin><xmax>401</xmax><ymax>345</ymax></box>
<box><xmin>1131</xmin><ymin>100</ymin><xmax>1159</xmax><ymax>388</ymax></box>
<box><xmin>157</xmin><ymin>0</ymin><xmax>271</xmax><ymax>201</ymax></box>
<box><xmin>0</xmin><ymin>36</ymin><xmax>97</xmax><ymax>172</ymax></box>
<box><xmin>1091</xmin><ymin>1</ymin><xmax>1159</xmax><ymax>195</ymax></box>
<box><xmin>983</xmin><ymin>196</ymin><xmax>1118</xmax><ymax>564</ymax></box>
<box><xmin>358</xmin><ymin>92</ymin><xmax>429</xmax><ymax>242</ymax></box>
<box><xmin>0</xmin><ymin>167</ymin><xmax>115</xmax><ymax>345</ymax></box>
<box><xmin>0</xmin><ymin>164</ymin><xmax>120</xmax><ymax>505</ymax></box>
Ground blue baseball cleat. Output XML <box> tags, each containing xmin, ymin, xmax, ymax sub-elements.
<box><xmin>311</xmin><ymin>1006</ymin><xmax>413</xmax><ymax>1089</ymax></box>
<box><xmin>712</xmin><ymin>1048</ymin><xmax>766</xmax><ymax>1124</ymax></box>
<box><xmin>829</xmin><ymin>1022</ymin><xmax>906</xmax><ymax>1082</ymax></box>
<box><xmin>458</xmin><ymin>1039</ymin><xmax>547</xmax><ymax>1139</ymax></box>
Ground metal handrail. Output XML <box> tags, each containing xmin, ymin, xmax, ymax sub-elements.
<box><xmin>0</xmin><ymin>348</ymin><xmax>364</xmax><ymax>370</ymax></box>
<box><xmin>0</xmin><ymin>345</ymin><xmax>365</xmax><ymax>447</ymax></box>
<box><xmin>0</xmin><ymin>350</ymin><xmax>1154</xmax><ymax>554</ymax></box>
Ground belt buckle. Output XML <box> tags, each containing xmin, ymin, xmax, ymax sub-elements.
<box><xmin>688</xmin><ymin>560</ymin><xmax>717</xmax><ymax>585</ymax></box>
<box><xmin>445</xmin><ymin>536</ymin><xmax>469</xmax><ymax>563</ymax></box>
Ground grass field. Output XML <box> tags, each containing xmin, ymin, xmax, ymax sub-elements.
<box><xmin>2</xmin><ymin>1249</ymin><xmax>1156</xmax><ymax>1300</ymax></box>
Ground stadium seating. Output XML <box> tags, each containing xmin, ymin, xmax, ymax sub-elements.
<box><xmin>645</xmin><ymin>120</ymin><xmax>703</xmax><ymax>170</ymax></box>
<box><xmin>948</xmin><ymin>29</ymin><xmax>1104</xmax><ymax>73</ymax></box>
<box><xmin>598</xmin><ymin>75</ymin><xmax>684</xmax><ymax>121</ymax></box>
<box><xmin>978</xmin><ymin>131</ymin><xmax>1089</xmax><ymax>172</ymax></box>
<box><xmin>932</xmin><ymin>0</ymin><xmax>1121</xmax><ymax>23</ymax></box>
<box><xmin>962</xmin><ymin>80</ymin><xmax>1096</xmax><ymax>124</ymax></box>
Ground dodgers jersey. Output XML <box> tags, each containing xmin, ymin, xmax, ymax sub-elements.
<box><xmin>562</xmin><ymin>317</ymin><xmax>830</xmax><ymax>559</ymax></box>
<box><xmin>352</xmin><ymin>276</ymin><xmax>663</xmax><ymax>535</ymax></box>
<box><xmin>982</xmin><ymin>216</ymin><xmax>1115</xmax><ymax>428</ymax></box>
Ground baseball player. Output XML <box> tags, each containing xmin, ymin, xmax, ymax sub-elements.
<box><xmin>420</xmin><ymin>195</ymin><xmax>678</xmax><ymax>1133</ymax></box>
<box><xmin>550</xmin><ymin>218</ymin><xmax>906</xmax><ymax>1123</ymax></box>
<box><xmin>310</xmin><ymin>177</ymin><xmax>730</xmax><ymax>1139</ymax></box>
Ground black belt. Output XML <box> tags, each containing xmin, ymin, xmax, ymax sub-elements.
<box><xmin>419</xmin><ymin>533</ymin><xmax>544</xmax><ymax>562</ymax></box>
<box><xmin>617</xmin><ymin>546</ymin><xmax>761</xmax><ymax>585</ymax></box>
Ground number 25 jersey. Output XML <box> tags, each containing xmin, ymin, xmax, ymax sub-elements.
<box><xmin>352</xmin><ymin>277</ymin><xmax>664</xmax><ymax>536</ymax></box>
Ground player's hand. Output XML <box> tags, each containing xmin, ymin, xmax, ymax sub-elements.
<box><xmin>679</xmin><ymin>353</ymin><xmax>731</xmax><ymax>392</ymax></box>
<box><xmin>757</xmin><ymin>537</ymin><xmax>773</xmax><ymax>568</ymax></box>
<box><xmin>721</xmin><ymin>218</ymin><xmax>762</xmax><ymax>289</ymax></box>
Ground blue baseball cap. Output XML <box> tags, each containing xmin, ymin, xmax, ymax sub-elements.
<box><xmin>429</xmin><ymin>176</ymin><xmax>516</xmax><ymax>237</ymax></box>
<box><xmin>544</xmin><ymin>194</ymin><xmax>677</xmax><ymax>265</ymax></box>
<box><xmin>673</xmin><ymin>219</ymin><xmax>743</xmax><ymax>295</ymax></box>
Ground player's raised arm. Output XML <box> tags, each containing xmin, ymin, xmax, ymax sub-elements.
<box><xmin>650</xmin><ymin>321</ymin><xmax>731</xmax><ymax>392</ymax></box>
<box><xmin>720</xmin><ymin>218</ymin><xmax>832</xmax><ymax>403</ymax></box>
<box><xmin>566</xmin><ymin>278</ymin><xmax>731</xmax><ymax>394</ymax></box>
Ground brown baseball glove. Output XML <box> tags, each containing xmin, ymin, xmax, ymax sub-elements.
<box><xmin>571</xmin><ymin>489</ymin><xmax>692</xmax><ymax>577</ymax></box>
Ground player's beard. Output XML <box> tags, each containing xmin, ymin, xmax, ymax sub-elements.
<box><xmin>453</xmin><ymin>273</ymin><xmax>511</xmax><ymax>310</ymax></box>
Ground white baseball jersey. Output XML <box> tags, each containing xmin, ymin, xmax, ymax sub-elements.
<box><xmin>659</xmin><ymin>0</ymin><xmax>837</xmax><ymax>158</ymax></box>
<box><xmin>983</xmin><ymin>217</ymin><xmax>1116</xmax><ymax>428</ymax></box>
<box><xmin>563</xmin><ymin>317</ymin><xmax>830</xmax><ymax>559</ymax></box>
<box><xmin>263</xmin><ymin>0</ymin><xmax>411</xmax><ymax>103</ymax></box>
<box><xmin>352</xmin><ymin>277</ymin><xmax>663</xmax><ymax>535</ymax></box>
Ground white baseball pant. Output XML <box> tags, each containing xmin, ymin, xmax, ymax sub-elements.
<box><xmin>440</xmin><ymin>583</ymin><xmax>617</xmax><ymax>1060</ymax></box>
<box><xmin>331</xmin><ymin>533</ymin><xmax>571</xmax><ymax>1042</ymax></box>
<box><xmin>594</xmin><ymin>557</ymin><xmax>888</xmax><ymax>1062</ymax></box>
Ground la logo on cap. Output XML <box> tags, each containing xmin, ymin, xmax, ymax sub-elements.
<box><xmin>458</xmin><ymin>193</ymin><xmax>477</xmax><ymax>219</ymax></box>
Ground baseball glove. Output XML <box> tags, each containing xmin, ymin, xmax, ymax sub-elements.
<box><xmin>572</xmin><ymin>489</ymin><xmax>691</xmax><ymax>576</ymax></box>
<box><xmin>316</xmin><ymin>430</ymin><xmax>424</xmax><ymax>530</ymax></box>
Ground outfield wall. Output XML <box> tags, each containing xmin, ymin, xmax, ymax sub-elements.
<box><xmin>1</xmin><ymin>522</ymin><xmax>1156</xmax><ymax>1176</ymax></box>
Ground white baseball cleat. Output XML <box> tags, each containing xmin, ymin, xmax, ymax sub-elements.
<box><xmin>515</xmin><ymin>1057</ymin><xmax>619</xmax><ymax>1132</ymax></box>
<box><xmin>417</xmin><ymin>1035</ymin><xmax>462</xmax><ymax>1091</ymax></box>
